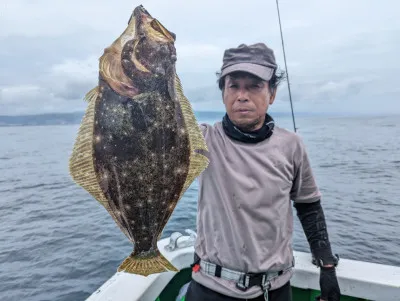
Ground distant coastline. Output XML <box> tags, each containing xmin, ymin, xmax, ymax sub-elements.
<box><xmin>0</xmin><ymin>111</ymin><xmax>222</xmax><ymax>127</ymax></box>
<box><xmin>0</xmin><ymin>110</ymin><xmax>393</xmax><ymax>127</ymax></box>
<box><xmin>0</xmin><ymin>112</ymin><xmax>86</xmax><ymax>127</ymax></box>
<box><xmin>0</xmin><ymin>111</ymin><xmax>287</xmax><ymax>127</ymax></box>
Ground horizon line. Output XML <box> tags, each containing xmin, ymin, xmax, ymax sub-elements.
<box><xmin>0</xmin><ymin>110</ymin><xmax>399</xmax><ymax>118</ymax></box>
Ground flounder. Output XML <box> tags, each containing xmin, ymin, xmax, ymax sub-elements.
<box><xmin>68</xmin><ymin>5</ymin><xmax>209</xmax><ymax>276</ymax></box>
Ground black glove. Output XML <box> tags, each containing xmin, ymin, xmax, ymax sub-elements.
<box><xmin>315</xmin><ymin>266</ymin><xmax>341</xmax><ymax>301</ymax></box>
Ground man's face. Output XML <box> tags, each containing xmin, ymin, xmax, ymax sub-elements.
<box><xmin>222</xmin><ymin>72</ymin><xmax>276</xmax><ymax>132</ymax></box>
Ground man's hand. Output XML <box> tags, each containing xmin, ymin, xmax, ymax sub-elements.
<box><xmin>316</xmin><ymin>266</ymin><xmax>341</xmax><ymax>301</ymax></box>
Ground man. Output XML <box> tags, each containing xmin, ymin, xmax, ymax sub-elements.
<box><xmin>184</xmin><ymin>43</ymin><xmax>341</xmax><ymax>301</ymax></box>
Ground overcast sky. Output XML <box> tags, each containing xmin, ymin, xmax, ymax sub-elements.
<box><xmin>1</xmin><ymin>0</ymin><xmax>399</xmax><ymax>115</ymax></box>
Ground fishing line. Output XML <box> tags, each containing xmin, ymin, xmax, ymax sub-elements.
<box><xmin>275</xmin><ymin>0</ymin><xmax>297</xmax><ymax>132</ymax></box>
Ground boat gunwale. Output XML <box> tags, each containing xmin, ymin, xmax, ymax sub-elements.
<box><xmin>86</xmin><ymin>230</ymin><xmax>400</xmax><ymax>301</ymax></box>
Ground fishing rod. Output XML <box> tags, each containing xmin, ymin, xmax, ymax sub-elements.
<box><xmin>275</xmin><ymin>0</ymin><xmax>297</xmax><ymax>132</ymax></box>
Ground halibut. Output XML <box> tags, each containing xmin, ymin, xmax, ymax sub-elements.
<box><xmin>68</xmin><ymin>5</ymin><xmax>209</xmax><ymax>276</ymax></box>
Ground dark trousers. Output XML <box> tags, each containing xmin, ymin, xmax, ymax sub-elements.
<box><xmin>184</xmin><ymin>279</ymin><xmax>292</xmax><ymax>301</ymax></box>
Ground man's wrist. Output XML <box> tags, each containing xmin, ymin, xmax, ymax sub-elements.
<box><xmin>313</xmin><ymin>253</ymin><xmax>340</xmax><ymax>269</ymax></box>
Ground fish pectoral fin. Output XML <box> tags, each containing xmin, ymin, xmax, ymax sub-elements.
<box><xmin>84</xmin><ymin>86</ymin><xmax>100</xmax><ymax>102</ymax></box>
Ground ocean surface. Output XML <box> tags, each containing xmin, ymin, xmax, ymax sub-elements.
<box><xmin>1</xmin><ymin>113</ymin><xmax>399</xmax><ymax>301</ymax></box>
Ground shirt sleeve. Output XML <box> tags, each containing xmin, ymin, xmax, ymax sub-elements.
<box><xmin>198</xmin><ymin>123</ymin><xmax>209</xmax><ymax>137</ymax></box>
<box><xmin>290</xmin><ymin>135</ymin><xmax>322</xmax><ymax>203</ymax></box>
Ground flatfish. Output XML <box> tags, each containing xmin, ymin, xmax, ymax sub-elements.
<box><xmin>68</xmin><ymin>5</ymin><xmax>209</xmax><ymax>276</ymax></box>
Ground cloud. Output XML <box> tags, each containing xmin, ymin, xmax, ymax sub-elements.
<box><xmin>1</xmin><ymin>0</ymin><xmax>400</xmax><ymax>115</ymax></box>
<box><xmin>0</xmin><ymin>55</ymin><xmax>98</xmax><ymax>115</ymax></box>
<box><xmin>0</xmin><ymin>84</ymin><xmax>87</xmax><ymax>115</ymax></box>
<box><xmin>176</xmin><ymin>44</ymin><xmax>222</xmax><ymax>60</ymax></box>
<box><xmin>46</xmin><ymin>56</ymin><xmax>99</xmax><ymax>100</ymax></box>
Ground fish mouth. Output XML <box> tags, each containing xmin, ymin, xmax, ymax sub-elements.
<box><xmin>133</xmin><ymin>5</ymin><xmax>152</xmax><ymax>19</ymax></box>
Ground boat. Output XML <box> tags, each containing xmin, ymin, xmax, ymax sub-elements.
<box><xmin>86</xmin><ymin>229</ymin><xmax>400</xmax><ymax>301</ymax></box>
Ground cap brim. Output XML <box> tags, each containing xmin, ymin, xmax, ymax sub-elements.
<box><xmin>220</xmin><ymin>63</ymin><xmax>274</xmax><ymax>81</ymax></box>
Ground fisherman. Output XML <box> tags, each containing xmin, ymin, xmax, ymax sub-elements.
<box><xmin>184</xmin><ymin>43</ymin><xmax>341</xmax><ymax>301</ymax></box>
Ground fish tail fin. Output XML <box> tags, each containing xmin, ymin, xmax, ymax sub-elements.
<box><xmin>117</xmin><ymin>251</ymin><xmax>179</xmax><ymax>276</ymax></box>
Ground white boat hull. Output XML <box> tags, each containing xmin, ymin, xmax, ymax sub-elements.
<box><xmin>87</xmin><ymin>230</ymin><xmax>400</xmax><ymax>301</ymax></box>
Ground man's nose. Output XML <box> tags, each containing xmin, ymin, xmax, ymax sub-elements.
<box><xmin>237</xmin><ymin>89</ymin><xmax>249</xmax><ymax>102</ymax></box>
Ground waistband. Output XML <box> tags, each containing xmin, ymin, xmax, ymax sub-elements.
<box><xmin>191</xmin><ymin>253</ymin><xmax>295</xmax><ymax>294</ymax></box>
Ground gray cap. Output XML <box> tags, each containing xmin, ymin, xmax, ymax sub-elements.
<box><xmin>220</xmin><ymin>43</ymin><xmax>277</xmax><ymax>81</ymax></box>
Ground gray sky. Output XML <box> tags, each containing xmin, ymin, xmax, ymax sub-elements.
<box><xmin>1</xmin><ymin>0</ymin><xmax>399</xmax><ymax>115</ymax></box>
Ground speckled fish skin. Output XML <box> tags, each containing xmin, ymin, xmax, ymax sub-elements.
<box><xmin>93</xmin><ymin>80</ymin><xmax>190</xmax><ymax>252</ymax></box>
<box><xmin>68</xmin><ymin>5</ymin><xmax>209</xmax><ymax>276</ymax></box>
